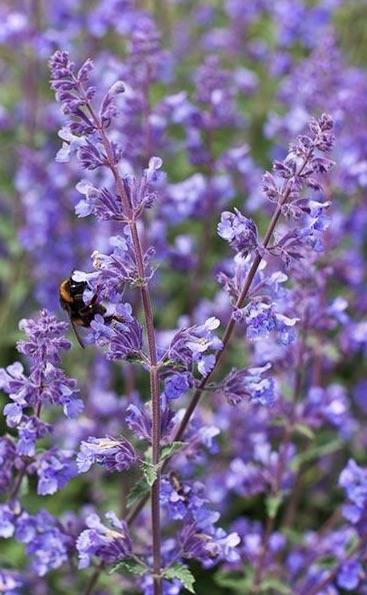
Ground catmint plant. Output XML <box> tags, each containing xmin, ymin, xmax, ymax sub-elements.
<box><xmin>0</xmin><ymin>2</ymin><xmax>367</xmax><ymax>595</ymax></box>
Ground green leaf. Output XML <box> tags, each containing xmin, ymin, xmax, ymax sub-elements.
<box><xmin>259</xmin><ymin>578</ymin><xmax>292</xmax><ymax>594</ymax></box>
<box><xmin>294</xmin><ymin>423</ymin><xmax>315</xmax><ymax>440</ymax></box>
<box><xmin>266</xmin><ymin>493</ymin><xmax>283</xmax><ymax>518</ymax></box>
<box><xmin>290</xmin><ymin>438</ymin><xmax>342</xmax><ymax>471</ymax></box>
<box><xmin>140</xmin><ymin>461</ymin><xmax>157</xmax><ymax>487</ymax></box>
<box><xmin>161</xmin><ymin>441</ymin><xmax>185</xmax><ymax>461</ymax></box>
<box><xmin>127</xmin><ymin>481</ymin><xmax>150</xmax><ymax>508</ymax></box>
<box><xmin>215</xmin><ymin>570</ymin><xmax>254</xmax><ymax>592</ymax></box>
<box><xmin>110</xmin><ymin>557</ymin><xmax>147</xmax><ymax>576</ymax></box>
<box><xmin>270</xmin><ymin>416</ymin><xmax>286</xmax><ymax>428</ymax></box>
<box><xmin>163</xmin><ymin>563</ymin><xmax>195</xmax><ymax>593</ymax></box>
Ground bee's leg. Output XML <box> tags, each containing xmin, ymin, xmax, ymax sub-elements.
<box><xmin>71</xmin><ymin>320</ymin><xmax>85</xmax><ymax>348</ymax></box>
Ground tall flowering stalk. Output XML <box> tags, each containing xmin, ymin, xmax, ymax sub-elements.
<box><xmin>49</xmin><ymin>50</ymin><xmax>164</xmax><ymax>593</ymax></box>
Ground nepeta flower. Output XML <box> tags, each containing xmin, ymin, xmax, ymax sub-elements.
<box><xmin>0</xmin><ymin>311</ymin><xmax>82</xmax><ymax>419</ymax></box>
<box><xmin>225</xmin><ymin>459</ymin><xmax>267</xmax><ymax>497</ymax></box>
<box><xmin>126</xmin><ymin>401</ymin><xmax>176</xmax><ymax>443</ymax></box>
<box><xmin>180</xmin><ymin>523</ymin><xmax>240</xmax><ymax>565</ymax></box>
<box><xmin>218</xmin><ymin>208</ymin><xmax>258</xmax><ymax>256</ymax></box>
<box><xmin>16</xmin><ymin>416</ymin><xmax>51</xmax><ymax>457</ymax></box>
<box><xmin>88</xmin><ymin>307</ymin><xmax>143</xmax><ymax>361</ymax></box>
<box><xmin>234</xmin><ymin>302</ymin><xmax>298</xmax><ymax>344</ymax></box>
<box><xmin>17</xmin><ymin>310</ymin><xmax>71</xmax><ymax>366</ymax></box>
<box><xmin>0</xmin><ymin>502</ymin><xmax>19</xmax><ymax>538</ymax></box>
<box><xmin>75</xmin><ymin>156</ymin><xmax>163</xmax><ymax>221</ymax></box>
<box><xmin>89</xmin><ymin>235</ymin><xmax>154</xmax><ymax>297</ymax></box>
<box><xmin>168</xmin><ymin>317</ymin><xmax>223</xmax><ymax>376</ymax></box>
<box><xmin>49</xmin><ymin>51</ymin><xmax>95</xmax><ymax>119</ymax></box>
<box><xmin>339</xmin><ymin>459</ymin><xmax>367</xmax><ymax>527</ymax></box>
<box><xmin>76</xmin><ymin>512</ymin><xmax>132</xmax><ymax>568</ymax></box>
<box><xmin>0</xmin><ymin>568</ymin><xmax>23</xmax><ymax>594</ymax></box>
<box><xmin>263</xmin><ymin>114</ymin><xmax>335</xmax><ymax>203</ymax></box>
<box><xmin>75</xmin><ymin>180</ymin><xmax>125</xmax><ymax>221</ymax></box>
<box><xmin>337</xmin><ymin>559</ymin><xmax>362</xmax><ymax>591</ymax></box>
<box><xmin>30</xmin><ymin>449</ymin><xmax>77</xmax><ymax>495</ymax></box>
<box><xmin>77</xmin><ymin>436</ymin><xmax>136</xmax><ymax>473</ymax></box>
<box><xmin>160</xmin><ymin>477</ymin><xmax>208</xmax><ymax>521</ymax></box>
<box><xmin>223</xmin><ymin>363</ymin><xmax>275</xmax><ymax>406</ymax></box>
<box><xmin>164</xmin><ymin>372</ymin><xmax>193</xmax><ymax>400</ymax></box>
<box><xmin>303</xmin><ymin>384</ymin><xmax>350</xmax><ymax>430</ymax></box>
<box><xmin>0</xmin><ymin>436</ymin><xmax>17</xmax><ymax>492</ymax></box>
<box><xmin>16</xmin><ymin>510</ymin><xmax>71</xmax><ymax>576</ymax></box>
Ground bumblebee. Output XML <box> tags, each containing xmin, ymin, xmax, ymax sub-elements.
<box><xmin>59</xmin><ymin>277</ymin><xmax>108</xmax><ymax>348</ymax></box>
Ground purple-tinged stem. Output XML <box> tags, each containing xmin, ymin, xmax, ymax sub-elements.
<box><xmin>252</xmin><ymin>334</ymin><xmax>306</xmax><ymax>591</ymax></box>
<box><xmin>85</xmin><ymin>104</ymin><xmax>162</xmax><ymax>595</ymax></box>
<box><xmin>10</xmin><ymin>402</ymin><xmax>43</xmax><ymax>500</ymax></box>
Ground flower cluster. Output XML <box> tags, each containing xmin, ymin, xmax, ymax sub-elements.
<box><xmin>0</xmin><ymin>310</ymin><xmax>82</xmax><ymax>452</ymax></box>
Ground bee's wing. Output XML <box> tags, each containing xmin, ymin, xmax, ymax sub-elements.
<box><xmin>71</xmin><ymin>319</ymin><xmax>86</xmax><ymax>348</ymax></box>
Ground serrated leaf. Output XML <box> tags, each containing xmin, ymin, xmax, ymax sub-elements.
<box><xmin>110</xmin><ymin>557</ymin><xmax>147</xmax><ymax>576</ymax></box>
<box><xmin>266</xmin><ymin>493</ymin><xmax>283</xmax><ymax>519</ymax></box>
<box><xmin>141</xmin><ymin>461</ymin><xmax>157</xmax><ymax>487</ymax></box>
<box><xmin>127</xmin><ymin>481</ymin><xmax>150</xmax><ymax>508</ymax></box>
<box><xmin>294</xmin><ymin>423</ymin><xmax>315</xmax><ymax>440</ymax></box>
<box><xmin>164</xmin><ymin>563</ymin><xmax>195</xmax><ymax>593</ymax></box>
<box><xmin>161</xmin><ymin>441</ymin><xmax>185</xmax><ymax>461</ymax></box>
